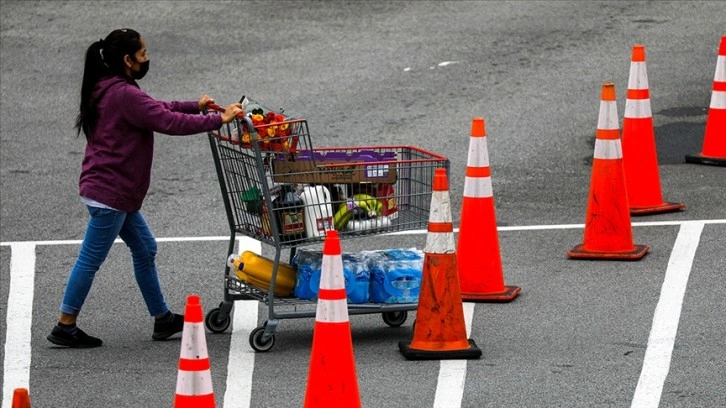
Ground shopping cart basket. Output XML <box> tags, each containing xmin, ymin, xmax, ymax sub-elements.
<box><xmin>203</xmin><ymin>101</ymin><xmax>449</xmax><ymax>351</ymax></box>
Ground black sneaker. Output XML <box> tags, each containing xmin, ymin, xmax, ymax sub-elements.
<box><xmin>152</xmin><ymin>312</ymin><xmax>184</xmax><ymax>341</ymax></box>
<box><xmin>47</xmin><ymin>325</ymin><xmax>103</xmax><ymax>348</ymax></box>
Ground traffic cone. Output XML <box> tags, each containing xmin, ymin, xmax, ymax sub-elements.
<box><xmin>304</xmin><ymin>229</ymin><xmax>361</xmax><ymax>408</ymax></box>
<box><xmin>568</xmin><ymin>83</ymin><xmax>650</xmax><ymax>260</ymax></box>
<box><xmin>174</xmin><ymin>295</ymin><xmax>215</xmax><ymax>408</ymax></box>
<box><xmin>456</xmin><ymin>118</ymin><xmax>520</xmax><ymax>302</ymax></box>
<box><xmin>622</xmin><ymin>45</ymin><xmax>686</xmax><ymax>215</ymax></box>
<box><xmin>686</xmin><ymin>35</ymin><xmax>726</xmax><ymax>166</ymax></box>
<box><xmin>399</xmin><ymin>168</ymin><xmax>482</xmax><ymax>360</ymax></box>
<box><xmin>12</xmin><ymin>388</ymin><xmax>30</xmax><ymax>408</ymax></box>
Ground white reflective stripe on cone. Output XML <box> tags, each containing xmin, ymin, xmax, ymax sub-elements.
<box><xmin>624</xmin><ymin>98</ymin><xmax>653</xmax><ymax>119</ymax></box>
<box><xmin>594</xmin><ymin>139</ymin><xmax>623</xmax><ymax>160</ymax></box>
<box><xmin>315</xmin><ymin>298</ymin><xmax>349</xmax><ymax>323</ymax></box>
<box><xmin>710</xmin><ymin>90</ymin><xmax>726</xmax><ymax>109</ymax></box>
<box><xmin>466</xmin><ymin>137</ymin><xmax>490</xmax><ymax>167</ymax></box>
<box><xmin>463</xmin><ymin>176</ymin><xmax>493</xmax><ymax>198</ymax></box>
<box><xmin>428</xmin><ymin>191</ymin><xmax>452</xmax><ymax>223</ymax></box>
<box><xmin>425</xmin><ymin>231</ymin><xmax>456</xmax><ymax>254</ymax></box>
<box><xmin>597</xmin><ymin>101</ymin><xmax>619</xmax><ymax>130</ymax></box>
<box><xmin>319</xmin><ymin>254</ymin><xmax>343</xmax><ymax>290</ymax></box>
<box><xmin>175</xmin><ymin>370</ymin><xmax>214</xmax><ymax>396</ymax></box>
<box><xmin>179</xmin><ymin>323</ymin><xmax>209</xmax><ymax>360</ymax></box>
<box><xmin>714</xmin><ymin>55</ymin><xmax>725</xmax><ymax>81</ymax></box>
<box><xmin>628</xmin><ymin>61</ymin><xmax>648</xmax><ymax>89</ymax></box>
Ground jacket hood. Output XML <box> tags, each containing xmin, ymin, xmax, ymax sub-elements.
<box><xmin>93</xmin><ymin>75</ymin><xmax>136</xmax><ymax>100</ymax></box>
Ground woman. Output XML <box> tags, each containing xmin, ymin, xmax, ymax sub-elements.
<box><xmin>48</xmin><ymin>28</ymin><xmax>243</xmax><ymax>348</ymax></box>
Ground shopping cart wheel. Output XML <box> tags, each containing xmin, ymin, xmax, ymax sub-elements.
<box><xmin>382</xmin><ymin>311</ymin><xmax>408</xmax><ymax>327</ymax></box>
<box><xmin>205</xmin><ymin>307</ymin><xmax>231</xmax><ymax>333</ymax></box>
<box><xmin>249</xmin><ymin>326</ymin><xmax>275</xmax><ymax>352</ymax></box>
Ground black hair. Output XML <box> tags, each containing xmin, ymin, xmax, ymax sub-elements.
<box><xmin>75</xmin><ymin>28</ymin><xmax>143</xmax><ymax>140</ymax></box>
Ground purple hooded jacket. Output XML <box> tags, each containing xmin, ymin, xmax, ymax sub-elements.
<box><xmin>79</xmin><ymin>76</ymin><xmax>222</xmax><ymax>212</ymax></box>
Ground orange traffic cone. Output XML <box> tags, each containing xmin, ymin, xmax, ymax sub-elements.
<box><xmin>399</xmin><ymin>168</ymin><xmax>482</xmax><ymax>360</ymax></box>
<box><xmin>304</xmin><ymin>230</ymin><xmax>361</xmax><ymax>408</ymax></box>
<box><xmin>174</xmin><ymin>295</ymin><xmax>215</xmax><ymax>408</ymax></box>
<box><xmin>568</xmin><ymin>83</ymin><xmax>650</xmax><ymax>260</ymax></box>
<box><xmin>622</xmin><ymin>45</ymin><xmax>685</xmax><ymax>215</ymax></box>
<box><xmin>12</xmin><ymin>388</ymin><xmax>31</xmax><ymax>408</ymax></box>
<box><xmin>457</xmin><ymin>118</ymin><xmax>521</xmax><ymax>302</ymax></box>
<box><xmin>686</xmin><ymin>35</ymin><xmax>726</xmax><ymax>166</ymax></box>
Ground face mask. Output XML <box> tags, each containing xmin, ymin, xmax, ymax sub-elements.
<box><xmin>132</xmin><ymin>60</ymin><xmax>150</xmax><ymax>80</ymax></box>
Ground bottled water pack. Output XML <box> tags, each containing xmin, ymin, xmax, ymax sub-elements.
<box><xmin>292</xmin><ymin>248</ymin><xmax>423</xmax><ymax>304</ymax></box>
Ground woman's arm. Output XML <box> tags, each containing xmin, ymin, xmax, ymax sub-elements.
<box><xmin>123</xmin><ymin>85</ymin><xmax>222</xmax><ymax>135</ymax></box>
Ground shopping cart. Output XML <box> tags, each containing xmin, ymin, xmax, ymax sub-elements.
<box><xmin>203</xmin><ymin>100</ymin><xmax>449</xmax><ymax>352</ymax></box>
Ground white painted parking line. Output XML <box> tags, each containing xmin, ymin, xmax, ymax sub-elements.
<box><xmin>630</xmin><ymin>221</ymin><xmax>705</xmax><ymax>408</ymax></box>
<box><xmin>2</xmin><ymin>220</ymin><xmax>724</xmax><ymax>247</ymax></box>
<box><xmin>2</xmin><ymin>243</ymin><xmax>35</xmax><ymax>408</ymax></box>
<box><xmin>223</xmin><ymin>237</ymin><xmax>261</xmax><ymax>408</ymax></box>
<box><xmin>433</xmin><ymin>302</ymin><xmax>475</xmax><ymax>408</ymax></box>
<box><xmin>384</xmin><ymin>219</ymin><xmax>725</xmax><ymax>235</ymax></box>
<box><xmin>223</xmin><ymin>299</ymin><xmax>258</xmax><ymax>408</ymax></box>
<box><xmin>0</xmin><ymin>236</ymin><xmax>231</xmax><ymax>247</ymax></box>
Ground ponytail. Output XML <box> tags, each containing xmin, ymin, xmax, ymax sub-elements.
<box><xmin>75</xmin><ymin>29</ymin><xmax>142</xmax><ymax>141</ymax></box>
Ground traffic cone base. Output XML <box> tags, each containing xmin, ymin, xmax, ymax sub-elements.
<box><xmin>461</xmin><ymin>285</ymin><xmax>521</xmax><ymax>302</ymax></box>
<box><xmin>630</xmin><ymin>201</ymin><xmax>686</xmax><ymax>216</ymax></box>
<box><xmin>684</xmin><ymin>153</ymin><xmax>726</xmax><ymax>166</ymax></box>
<box><xmin>399</xmin><ymin>339</ymin><xmax>482</xmax><ymax>361</ymax></box>
<box><xmin>567</xmin><ymin>243</ymin><xmax>650</xmax><ymax>261</ymax></box>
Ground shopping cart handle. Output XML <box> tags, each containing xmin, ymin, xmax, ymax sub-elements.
<box><xmin>207</xmin><ymin>104</ymin><xmax>259</xmax><ymax>139</ymax></box>
<box><xmin>206</xmin><ymin>102</ymin><xmax>247</xmax><ymax>119</ymax></box>
<box><xmin>238</xmin><ymin>115</ymin><xmax>258</xmax><ymax>139</ymax></box>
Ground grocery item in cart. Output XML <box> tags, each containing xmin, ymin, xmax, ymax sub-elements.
<box><xmin>292</xmin><ymin>250</ymin><xmax>370</xmax><ymax>303</ymax></box>
<box><xmin>347</xmin><ymin>215</ymin><xmax>392</xmax><ymax>232</ymax></box>
<box><xmin>365</xmin><ymin>248</ymin><xmax>424</xmax><ymax>303</ymax></box>
<box><xmin>349</xmin><ymin>183</ymin><xmax>399</xmax><ymax>221</ymax></box>
<box><xmin>228</xmin><ymin>251</ymin><xmax>296</xmax><ymax>297</ymax></box>
<box><xmin>272</xmin><ymin>185</ymin><xmax>306</xmax><ymax>242</ymax></box>
<box><xmin>332</xmin><ymin>193</ymin><xmax>384</xmax><ymax>231</ymax></box>
<box><xmin>272</xmin><ymin>150</ymin><xmax>397</xmax><ymax>184</ymax></box>
<box><xmin>292</xmin><ymin>250</ymin><xmax>321</xmax><ymax>300</ymax></box>
<box><xmin>375</xmin><ymin>183</ymin><xmax>398</xmax><ymax>219</ymax></box>
<box><xmin>300</xmin><ymin>185</ymin><xmax>334</xmax><ymax>238</ymax></box>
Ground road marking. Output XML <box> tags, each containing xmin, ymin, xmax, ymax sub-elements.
<box><xmin>385</xmin><ymin>219</ymin><xmax>725</xmax><ymax>235</ymax></box>
<box><xmin>630</xmin><ymin>221</ymin><xmax>705</xmax><ymax>408</ymax></box>
<box><xmin>2</xmin><ymin>220</ymin><xmax>725</xmax><ymax>246</ymax></box>
<box><xmin>433</xmin><ymin>302</ymin><xmax>475</xmax><ymax>408</ymax></box>
<box><xmin>2</xmin><ymin>243</ymin><xmax>35</xmax><ymax>408</ymax></box>
<box><xmin>222</xmin><ymin>237</ymin><xmax>261</xmax><ymax>408</ymax></box>
<box><xmin>0</xmin><ymin>236</ymin><xmax>232</xmax><ymax>247</ymax></box>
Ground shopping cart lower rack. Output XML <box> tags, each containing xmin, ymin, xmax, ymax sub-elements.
<box><xmin>203</xmin><ymin>102</ymin><xmax>449</xmax><ymax>352</ymax></box>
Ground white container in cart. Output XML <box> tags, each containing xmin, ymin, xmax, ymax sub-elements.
<box><xmin>347</xmin><ymin>216</ymin><xmax>392</xmax><ymax>232</ymax></box>
<box><xmin>300</xmin><ymin>185</ymin><xmax>334</xmax><ymax>237</ymax></box>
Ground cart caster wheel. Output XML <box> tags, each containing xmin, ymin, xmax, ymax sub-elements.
<box><xmin>382</xmin><ymin>311</ymin><xmax>408</xmax><ymax>327</ymax></box>
<box><xmin>205</xmin><ymin>308</ymin><xmax>231</xmax><ymax>333</ymax></box>
<box><xmin>249</xmin><ymin>326</ymin><xmax>275</xmax><ymax>352</ymax></box>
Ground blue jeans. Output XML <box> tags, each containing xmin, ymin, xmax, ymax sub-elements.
<box><xmin>60</xmin><ymin>206</ymin><xmax>169</xmax><ymax>318</ymax></box>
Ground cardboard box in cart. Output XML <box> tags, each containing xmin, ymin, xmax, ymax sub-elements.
<box><xmin>272</xmin><ymin>156</ymin><xmax>397</xmax><ymax>185</ymax></box>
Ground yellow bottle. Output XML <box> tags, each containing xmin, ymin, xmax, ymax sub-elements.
<box><xmin>229</xmin><ymin>251</ymin><xmax>296</xmax><ymax>297</ymax></box>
